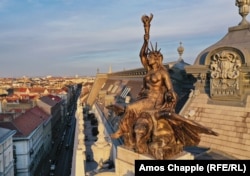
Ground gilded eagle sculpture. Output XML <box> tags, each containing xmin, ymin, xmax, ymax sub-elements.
<box><xmin>106</xmin><ymin>14</ymin><xmax>218</xmax><ymax>159</ymax></box>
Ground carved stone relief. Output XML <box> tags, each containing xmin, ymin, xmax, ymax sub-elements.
<box><xmin>209</xmin><ymin>50</ymin><xmax>242</xmax><ymax>98</ymax></box>
<box><xmin>210</xmin><ymin>50</ymin><xmax>241</xmax><ymax>79</ymax></box>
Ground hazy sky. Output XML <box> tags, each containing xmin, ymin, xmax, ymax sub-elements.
<box><xmin>0</xmin><ymin>0</ymin><xmax>243</xmax><ymax>77</ymax></box>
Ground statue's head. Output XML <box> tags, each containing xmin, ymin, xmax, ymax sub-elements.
<box><xmin>147</xmin><ymin>42</ymin><xmax>163</xmax><ymax>66</ymax></box>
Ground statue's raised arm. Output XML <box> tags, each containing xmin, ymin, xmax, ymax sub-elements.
<box><xmin>140</xmin><ymin>14</ymin><xmax>153</xmax><ymax>70</ymax></box>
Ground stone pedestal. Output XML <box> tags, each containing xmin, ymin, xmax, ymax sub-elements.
<box><xmin>169</xmin><ymin>150</ymin><xmax>194</xmax><ymax>160</ymax></box>
<box><xmin>115</xmin><ymin>146</ymin><xmax>194</xmax><ymax>176</ymax></box>
<box><xmin>115</xmin><ymin>146</ymin><xmax>154</xmax><ymax>176</ymax></box>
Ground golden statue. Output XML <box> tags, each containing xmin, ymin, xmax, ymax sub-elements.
<box><xmin>107</xmin><ymin>14</ymin><xmax>218</xmax><ymax>159</ymax></box>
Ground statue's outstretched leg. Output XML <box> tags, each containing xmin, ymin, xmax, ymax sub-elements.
<box><xmin>111</xmin><ymin>110</ymin><xmax>136</xmax><ymax>150</ymax></box>
<box><xmin>111</xmin><ymin>129</ymin><xmax>123</xmax><ymax>139</ymax></box>
<box><xmin>111</xmin><ymin>114</ymin><xmax>132</xmax><ymax>139</ymax></box>
<box><xmin>106</xmin><ymin>103</ymin><xmax>125</xmax><ymax>115</ymax></box>
<box><xmin>111</xmin><ymin>130</ymin><xmax>135</xmax><ymax>150</ymax></box>
<box><xmin>111</xmin><ymin>115</ymin><xmax>127</xmax><ymax>139</ymax></box>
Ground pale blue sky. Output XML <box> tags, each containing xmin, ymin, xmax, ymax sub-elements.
<box><xmin>0</xmin><ymin>0</ymin><xmax>243</xmax><ymax>77</ymax></box>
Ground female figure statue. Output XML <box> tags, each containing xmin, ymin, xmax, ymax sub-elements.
<box><xmin>109</xmin><ymin>14</ymin><xmax>178</xmax><ymax>149</ymax></box>
<box><xmin>106</xmin><ymin>14</ymin><xmax>218</xmax><ymax>159</ymax></box>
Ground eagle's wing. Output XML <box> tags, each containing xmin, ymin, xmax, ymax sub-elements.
<box><xmin>159</xmin><ymin>111</ymin><xmax>218</xmax><ymax>146</ymax></box>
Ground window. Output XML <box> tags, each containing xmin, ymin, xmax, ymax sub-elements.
<box><xmin>120</xmin><ymin>87</ymin><xmax>131</xmax><ymax>98</ymax></box>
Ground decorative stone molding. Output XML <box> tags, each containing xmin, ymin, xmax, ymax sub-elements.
<box><xmin>91</xmin><ymin>122</ymin><xmax>112</xmax><ymax>172</ymax></box>
<box><xmin>235</xmin><ymin>0</ymin><xmax>250</xmax><ymax>26</ymax></box>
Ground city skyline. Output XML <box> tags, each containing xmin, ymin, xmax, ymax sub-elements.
<box><xmin>0</xmin><ymin>0</ymin><xmax>242</xmax><ymax>77</ymax></box>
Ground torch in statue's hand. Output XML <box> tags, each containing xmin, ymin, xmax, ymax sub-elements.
<box><xmin>141</xmin><ymin>13</ymin><xmax>153</xmax><ymax>27</ymax></box>
<box><xmin>141</xmin><ymin>13</ymin><xmax>153</xmax><ymax>36</ymax></box>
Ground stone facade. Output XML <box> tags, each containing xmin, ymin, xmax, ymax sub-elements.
<box><xmin>183</xmin><ymin>2</ymin><xmax>250</xmax><ymax>159</ymax></box>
